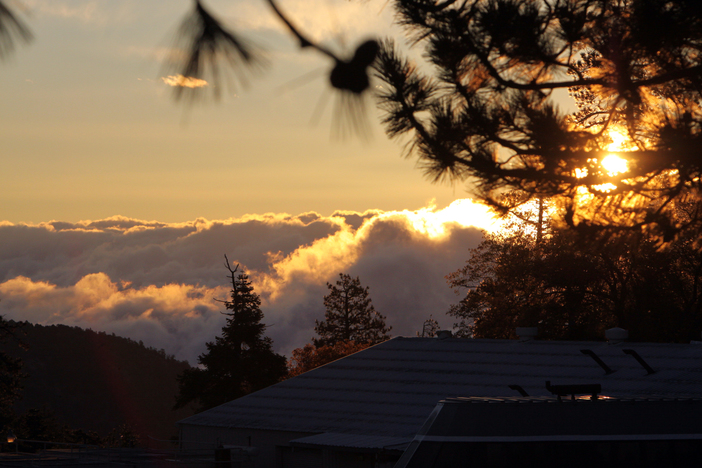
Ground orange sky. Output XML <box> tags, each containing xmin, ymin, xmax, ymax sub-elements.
<box><xmin>1</xmin><ymin>0</ymin><xmax>467</xmax><ymax>224</ymax></box>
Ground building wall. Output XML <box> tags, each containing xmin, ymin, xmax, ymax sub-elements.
<box><xmin>278</xmin><ymin>446</ymin><xmax>399</xmax><ymax>468</ymax></box>
<box><xmin>179</xmin><ymin>424</ymin><xmax>316</xmax><ymax>468</ymax></box>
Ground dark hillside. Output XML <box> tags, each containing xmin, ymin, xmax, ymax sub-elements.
<box><xmin>0</xmin><ymin>322</ymin><xmax>195</xmax><ymax>441</ymax></box>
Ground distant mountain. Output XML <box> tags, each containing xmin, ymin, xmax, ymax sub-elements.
<box><xmin>0</xmin><ymin>322</ymin><xmax>196</xmax><ymax>441</ymax></box>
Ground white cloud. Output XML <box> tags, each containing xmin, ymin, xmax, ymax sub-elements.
<box><xmin>161</xmin><ymin>75</ymin><xmax>209</xmax><ymax>88</ymax></box>
<box><xmin>0</xmin><ymin>201</ymin><xmax>491</xmax><ymax>364</ymax></box>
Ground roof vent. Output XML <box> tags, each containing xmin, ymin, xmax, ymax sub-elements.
<box><xmin>605</xmin><ymin>327</ymin><xmax>628</xmax><ymax>344</ymax></box>
<box><xmin>623</xmin><ymin>349</ymin><xmax>655</xmax><ymax>375</ymax></box>
<box><xmin>436</xmin><ymin>330</ymin><xmax>452</xmax><ymax>339</ymax></box>
<box><xmin>516</xmin><ymin>327</ymin><xmax>538</xmax><ymax>342</ymax></box>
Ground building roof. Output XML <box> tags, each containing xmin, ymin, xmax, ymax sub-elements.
<box><xmin>177</xmin><ymin>336</ymin><xmax>702</xmax><ymax>439</ymax></box>
<box><xmin>395</xmin><ymin>396</ymin><xmax>702</xmax><ymax>468</ymax></box>
<box><xmin>289</xmin><ymin>433</ymin><xmax>410</xmax><ymax>452</ymax></box>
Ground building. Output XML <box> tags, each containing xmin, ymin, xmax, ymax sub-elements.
<box><xmin>396</xmin><ymin>396</ymin><xmax>702</xmax><ymax>468</ymax></box>
<box><xmin>177</xmin><ymin>331</ymin><xmax>702</xmax><ymax>467</ymax></box>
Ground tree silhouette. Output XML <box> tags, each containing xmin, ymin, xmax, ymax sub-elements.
<box><xmin>0</xmin><ymin>317</ymin><xmax>23</xmax><ymax>429</ymax></box>
<box><xmin>447</xmin><ymin>202</ymin><xmax>702</xmax><ymax>342</ymax></box>
<box><xmin>8</xmin><ymin>0</ymin><xmax>702</xmax><ymax>237</ymax></box>
<box><xmin>174</xmin><ymin>256</ymin><xmax>286</xmax><ymax>411</ymax></box>
<box><xmin>287</xmin><ymin>340</ymin><xmax>370</xmax><ymax>378</ymax></box>
<box><xmin>167</xmin><ymin>0</ymin><xmax>380</xmax><ymax>137</ymax></box>
<box><xmin>416</xmin><ymin>315</ymin><xmax>440</xmax><ymax>338</ymax></box>
<box><xmin>0</xmin><ymin>1</ymin><xmax>31</xmax><ymax>60</ymax></box>
<box><xmin>374</xmin><ymin>0</ymin><xmax>702</xmax><ymax>243</ymax></box>
<box><xmin>314</xmin><ymin>273</ymin><xmax>391</xmax><ymax>347</ymax></box>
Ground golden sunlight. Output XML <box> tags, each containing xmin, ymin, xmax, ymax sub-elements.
<box><xmin>601</xmin><ymin>154</ymin><xmax>628</xmax><ymax>176</ymax></box>
<box><xmin>393</xmin><ymin>199</ymin><xmax>502</xmax><ymax>238</ymax></box>
<box><xmin>606</xmin><ymin>128</ymin><xmax>631</xmax><ymax>152</ymax></box>
<box><xmin>161</xmin><ymin>75</ymin><xmax>209</xmax><ymax>88</ymax></box>
<box><xmin>573</xmin><ymin>128</ymin><xmax>633</xmax><ymax>190</ymax></box>
<box><xmin>602</xmin><ymin>127</ymin><xmax>633</xmax><ymax>176</ymax></box>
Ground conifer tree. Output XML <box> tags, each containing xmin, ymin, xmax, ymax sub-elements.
<box><xmin>375</xmin><ymin>0</ymin><xmax>702</xmax><ymax>244</ymax></box>
<box><xmin>0</xmin><ymin>317</ymin><xmax>23</xmax><ymax>428</ymax></box>
<box><xmin>174</xmin><ymin>256</ymin><xmax>286</xmax><ymax>411</ymax></box>
<box><xmin>314</xmin><ymin>273</ymin><xmax>391</xmax><ymax>347</ymax></box>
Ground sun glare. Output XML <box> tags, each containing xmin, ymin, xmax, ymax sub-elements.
<box><xmin>606</xmin><ymin>128</ymin><xmax>630</xmax><ymax>152</ymax></box>
<box><xmin>601</xmin><ymin>154</ymin><xmax>628</xmax><ymax>176</ymax></box>
<box><xmin>387</xmin><ymin>199</ymin><xmax>502</xmax><ymax>238</ymax></box>
<box><xmin>573</xmin><ymin>128</ymin><xmax>633</xmax><ymax>191</ymax></box>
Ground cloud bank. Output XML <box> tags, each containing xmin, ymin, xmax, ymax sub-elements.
<box><xmin>0</xmin><ymin>200</ymin><xmax>492</xmax><ymax>364</ymax></box>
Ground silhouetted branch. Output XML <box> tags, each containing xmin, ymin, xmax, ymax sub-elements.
<box><xmin>0</xmin><ymin>0</ymin><xmax>31</xmax><ymax>60</ymax></box>
<box><xmin>166</xmin><ymin>0</ymin><xmax>266</xmax><ymax>101</ymax></box>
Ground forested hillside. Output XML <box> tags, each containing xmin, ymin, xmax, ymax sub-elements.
<box><xmin>0</xmin><ymin>322</ymin><xmax>195</xmax><ymax>441</ymax></box>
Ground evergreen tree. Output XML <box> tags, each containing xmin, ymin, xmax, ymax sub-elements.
<box><xmin>375</xmin><ymin>0</ymin><xmax>702</xmax><ymax>243</ymax></box>
<box><xmin>174</xmin><ymin>257</ymin><xmax>286</xmax><ymax>411</ymax></box>
<box><xmin>0</xmin><ymin>317</ymin><xmax>24</xmax><ymax>430</ymax></box>
<box><xmin>314</xmin><ymin>273</ymin><xmax>391</xmax><ymax>347</ymax></box>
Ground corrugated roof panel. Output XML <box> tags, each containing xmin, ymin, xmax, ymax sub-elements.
<box><xmin>178</xmin><ymin>337</ymin><xmax>702</xmax><ymax>437</ymax></box>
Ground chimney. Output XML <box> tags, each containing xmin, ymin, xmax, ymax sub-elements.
<box><xmin>516</xmin><ymin>327</ymin><xmax>538</xmax><ymax>342</ymax></box>
<box><xmin>606</xmin><ymin>327</ymin><xmax>628</xmax><ymax>344</ymax></box>
<box><xmin>436</xmin><ymin>330</ymin><xmax>452</xmax><ymax>339</ymax></box>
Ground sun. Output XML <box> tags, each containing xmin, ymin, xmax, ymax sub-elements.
<box><xmin>601</xmin><ymin>154</ymin><xmax>628</xmax><ymax>176</ymax></box>
<box><xmin>606</xmin><ymin>128</ymin><xmax>631</xmax><ymax>152</ymax></box>
<box><xmin>600</xmin><ymin>127</ymin><xmax>633</xmax><ymax>178</ymax></box>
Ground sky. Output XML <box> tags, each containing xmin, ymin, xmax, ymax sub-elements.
<box><xmin>1</xmin><ymin>0</ymin><xmax>465</xmax><ymax>223</ymax></box>
<box><xmin>1</xmin><ymin>0</ymin><xmax>519</xmax><ymax>364</ymax></box>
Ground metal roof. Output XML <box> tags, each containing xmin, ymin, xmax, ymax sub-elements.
<box><xmin>289</xmin><ymin>433</ymin><xmax>410</xmax><ymax>451</ymax></box>
<box><xmin>178</xmin><ymin>337</ymin><xmax>702</xmax><ymax>439</ymax></box>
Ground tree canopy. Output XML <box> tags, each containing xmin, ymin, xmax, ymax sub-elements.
<box><xmin>314</xmin><ymin>273</ymin><xmax>391</xmax><ymax>347</ymax></box>
<box><xmin>7</xmin><ymin>0</ymin><xmax>702</xmax><ymax>239</ymax></box>
<box><xmin>374</xmin><ymin>0</ymin><xmax>702</xmax><ymax>243</ymax></box>
<box><xmin>287</xmin><ymin>340</ymin><xmax>370</xmax><ymax>378</ymax></box>
<box><xmin>174</xmin><ymin>257</ymin><xmax>287</xmax><ymax>411</ymax></box>
<box><xmin>447</xmin><ymin>200</ymin><xmax>702</xmax><ymax>342</ymax></box>
<box><xmin>0</xmin><ymin>317</ymin><xmax>23</xmax><ymax>429</ymax></box>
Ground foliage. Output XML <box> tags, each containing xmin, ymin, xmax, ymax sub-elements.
<box><xmin>0</xmin><ymin>317</ymin><xmax>24</xmax><ymax>430</ymax></box>
<box><xmin>375</xmin><ymin>0</ymin><xmax>702</xmax><ymax>243</ymax></box>
<box><xmin>314</xmin><ymin>273</ymin><xmax>391</xmax><ymax>347</ymax></box>
<box><xmin>0</xmin><ymin>1</ymin><xmax>31</xmax><ymax>60</ymax></box>
<box><xmin>416</xmin><ymin>315</ymin><xmax>440</xmax><ymax>337</ymax></box>
<box><xmin>10</xmin><ymin>407</ymin><xmax>139</xmax><ymax>449</ymax></box>
<box><xmin>287</xmin><ymin>273</ymin><xmax>388</xmax><ymax>377</ymax></box>
<box><xmin>104</xmin><ymin>423</ymin><xmax>141</xmax><ymax>448</ymax></box>
<box><xmin>447</xmin><ymin>206</ymin><xmax>702</xmax><ymax>342</ymax></box>
<box><xmin>7</xmin><ymin>0</ymin><xmax>702</xmax><ymax>237</ymax></box>
<box><xmin>174</xmin><ymin>257</ymin><xmax>287</xmax><ymax>412</ymax></box>
<box><xmin>0</xmin><ymin>321</ymin><xmax>192</xmax><ymax>441</ymax></box>
<box><xmin>287</xmin><ymin>341</ymin><xmax>370</xmax><ymax>378</ymax></box>
<box><xmin>165</xmin><ymin>0</ymin><xmax>380</xmax><ymax>137</ymax></box>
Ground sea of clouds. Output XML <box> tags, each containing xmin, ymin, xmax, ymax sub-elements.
<box><xmin>0</xmin><ymin>200</ymin><xmax>490</xmax><ymax>365</ymax></box>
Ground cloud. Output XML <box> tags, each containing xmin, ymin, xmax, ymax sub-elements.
<box><xmin>0</xmin><ymin>274</ymin><xmax>227</xmax><ymax>361</ymax></box>
<box><xmin>161</xmin><ymin>75</ymin><xmax>209</xmax><ymax>89</ymax></box>
<box><xmin>0</xmin><ymin>200</ymin><xmax>492</xmax><ymax>364</ymax></box>
<box><xmin>24</xmin><ymin>0</ymin><xmax>117</xmax><ymax>25</ymax></box>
